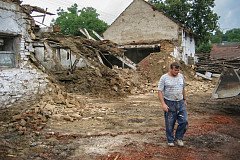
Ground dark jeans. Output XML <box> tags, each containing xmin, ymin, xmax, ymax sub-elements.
<box><xmin>164</xmin><ymin>99</ymin><xmax>188</xmax><ymax>143</ymax></box>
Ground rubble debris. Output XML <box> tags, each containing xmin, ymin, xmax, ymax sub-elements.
<box><xmin>32</xmin><ymin>33</ymin><xmax>145</xmax><ymax>98</ymax></box>
<box><xmin>21</xmin><ymin>5</ymin><xmax>55</xmax><ymax>15</ymax></box>
<box><xmin>196</xmin><ymin>72</ymin><xmax>213</xmax><ymax>80</ymax></box>
<box><xmin>79</xmin><ymin>28</ymin><xmax>96</xmax><ymax>41</ymax></box>
<box><xmin>10</xmin><ymin>84</ymin><xmax>86</xmax><ymax>134</ymax></box>
<box><xmin>195</xmin><ymin>52</ymin><xmax>240</xmax><ymax>74</ymax></box>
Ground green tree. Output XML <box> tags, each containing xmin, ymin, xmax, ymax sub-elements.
<box><xmin>210</xmin><ymin>29</ymin><xmax>223</xmax><ymax>43</ymax></box>
<box><xmin>210</xmin><ymin>28</ymin><xmax>240</xmax><ymax>44</ymax></box>
<box><xmin>225</xmin><ymin>28</ymin><xmax>240</xmax><ymax>42</ymax></box>
<box><xmin>150</xmin><ymin>0</ymin><xmax>219</xmax><ymax>46</ymax></box>
<box><xmin>52</xmin><ymin>4</ymin><xmax>108</xmax><ymax>36</ymax></box>
<box><xmin>196</xmin><ymin>42</ymin><xmax>212</xmax><ymax>53</ymax></box>
<box><xmin>150</xmin><ymin>0</ymin><xmax>191</xmax><ymax>25</ymax></box>
<box><xmin>190</xmin><ymin>0</ymin><xmax>219</xmax><ymax>44</ymax></box>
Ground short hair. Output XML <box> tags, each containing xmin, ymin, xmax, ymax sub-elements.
<box><xmin>170</xmin><ymin>62</ymin><xmax>180</xmax><ymax>69</ymax></box>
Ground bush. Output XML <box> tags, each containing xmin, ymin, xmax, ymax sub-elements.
<box><xmin>196</xmin><ymin>43</ymin><xmax>212</xmax><ymax>53</ymax></box>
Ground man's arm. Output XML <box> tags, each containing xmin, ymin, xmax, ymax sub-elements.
<box><xmin>158</xmin><ymin>90</ymin><xmax>169</xmax><ymax>112</ymax></box>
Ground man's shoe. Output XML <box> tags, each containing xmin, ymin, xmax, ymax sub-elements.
<box><xmin>176</xmin><ymin>139</ymin><xmax>184</xmax><ymax>147</ymax></box>
<box><xmin>167</xmin><ymin>142</ymin><xmax>175</xmax><ymax>147</ymax></box>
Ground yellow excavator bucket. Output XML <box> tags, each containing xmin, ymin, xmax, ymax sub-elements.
<box><xmin>212</xmin><ymin>67</ymin><xmax>240</xmax><ymax>98</ymax></box>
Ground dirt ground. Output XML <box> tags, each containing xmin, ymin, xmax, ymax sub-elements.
<box><xmin>1</xmin><ymin>80</ymin><xmax>240</xmax><ymax>160</ymax></box>
<box><xmin>1</xmin><ymin>50</ymin><xmax>240</xmax><ymax>160</ymax></box>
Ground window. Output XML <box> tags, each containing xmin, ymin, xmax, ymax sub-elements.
<box><xmin>0</xmin><ymin>35</ymin><xmax>16</xmax><ymax>68</ymax></box>
<box><xmin>0</xmin><ymin>51</ymin><xmax>15</xmax><ymax>67</ymax></box>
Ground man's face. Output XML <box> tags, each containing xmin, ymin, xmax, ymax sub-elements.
<box><xmin>170</xmin><ymin>66</ymin><xmax>180</xmax><ymax>76</ymax></box>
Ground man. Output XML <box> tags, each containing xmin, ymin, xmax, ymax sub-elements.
<box><xmin>158</xmin><ymin>62</ymin><xmax>188</xmax><ymax>147</ymax></box>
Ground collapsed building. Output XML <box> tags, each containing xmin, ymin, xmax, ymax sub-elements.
<box><xmin>0</xmin><ymin>0</ymin><xmax>146</xmax><ymax>108</ymax></box>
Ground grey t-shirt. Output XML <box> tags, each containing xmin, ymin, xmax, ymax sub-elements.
<box><xmin>158</xmin><ymin>73</ymin><xmax>185</xmax><ymax>101</ymax></box>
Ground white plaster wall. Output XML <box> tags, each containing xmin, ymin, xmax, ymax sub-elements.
<box><xmin>34</xmin><ymin>46</ymin><xmax>87</xmax><ymax>70</ymax></box>
<box><xmin>181</xmin><ymin>31</ymin><xmax>196</xmax><ymax>64</ymax></box>
<box><xmin>60</xmin><ymin>49</ymin><xmax>86</xmax><ymax>69</ymax></box>
<box><xmin>0</xmin><ymin>1</ymin><xmax>51</xmax><ymax>108</ymax></box>
<box><xmin>0</xmin><ymin>67</ymin><xmax>50</xmax><ymax>108</ymax></box>
<box><xmin>103</xmin><ymin>0</ymin><xmax>179</xmax><ymax>45</ymax></box>
<box><xmin>171</xmin><ymin>30</ymin><xmax>196</xmax><ymax>64</ymax></box>
<box><xmin>34</xmin><ymin>46</ymin><xmax>56</xmax><ymax>70</ymax></box>
<box><xmin>59</xmin><ymin>49</ymin><xmax>72</xmax><ymax>69</ymax></box>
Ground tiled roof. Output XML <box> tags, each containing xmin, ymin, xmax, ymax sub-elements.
<box><xmin>210</xmin><ymin>44</ymin><xmax>240</xmax><ymax>60</ymax></box>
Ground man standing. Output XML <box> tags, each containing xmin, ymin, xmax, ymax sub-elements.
<box><xmin>158</xmin><ymin>62</ymin><xmax>188</xmax><ymax>147</ymax></box>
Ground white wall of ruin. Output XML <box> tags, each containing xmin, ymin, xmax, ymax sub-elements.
<box><xmin>182</xmin><ymin>31</ymin><xmax>196</xmax><ymax>64</ymax></box>
<box><xmin>172</xmin><ymin>30</ymin><xmax>196</xmax><ymax>64</ymax></box>
<box><xmin>0</xmin><ymin>1</ymin><xmax>51</xmax><ymax>108</ymax></box>
<box><xmin>34</xmin><ymin>44</ymin><xmax>87</xmax><ymax>71</ymax></box>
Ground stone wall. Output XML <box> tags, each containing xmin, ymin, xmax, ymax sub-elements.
<box><xmin>0</xmin><ymin>1</ymin><xmax>51</xmax><ymax>108</ymax></box>
<box><xmin>0</xmin><ymin>66</ymin><xmax>50</xmax><ymax>107</ymax></box>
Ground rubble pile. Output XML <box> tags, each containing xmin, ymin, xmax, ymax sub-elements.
<box><xmin>40</xmin><ymin>33</ymin><xmax>124</xmax><ymax>61</ymax></box>
<box><xmin>10</xmin><ymin>85</ymin><xmax>86</xmax><ymax>134</ymax></box>
<box><xmin>186</xmin><ymin>80</ymin><xmax>215</xmax><ymax>95</ymax></box>
<box><xmin>54</xmin><ymin>66</ymin><xmax>145</xmax><ymax>98</ymax></box>
<box><xmin>32</xmin><ymin>33</ymin><xmax>147</xmax><ymax>98</ymax></box>
<box><xmin>138</xmin><ymin>52</ymin><xmax>195</xmax><ymax>83</ymax></box>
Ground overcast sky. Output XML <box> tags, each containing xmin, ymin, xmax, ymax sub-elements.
<box><xmin>22</xmin><ymin>0</ymin><xmax>240</xmax><ymax>31</ymax></box>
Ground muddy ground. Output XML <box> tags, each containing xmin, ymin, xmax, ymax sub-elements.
<box><xmin>1</xmin><ymin>81</ymin><xmax>240</xmax><ymax>160</ymax></box>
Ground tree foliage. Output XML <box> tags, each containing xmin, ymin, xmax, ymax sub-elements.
<box><xmin>196</xmin><ymin>42</ymin><xmax>212</xmax><ymax>53</ymax></box>
<box><xmin>52</xmin><ymin>4</ymin><xmax>108</xmax><ymax>36</ymax></box>
<box><xmin>211</xmin><ymin>28</ymin><xmax>240</xmax><ymax>43</ymax></box>
<box><xmin>225</xmin><ymin>28</ymin><xmax>240</xmax><ymax>42</ymax></box>
<box><xmin>149</xmin><ymin>0</ymin><xmax>219</xmax><ymax>46</ymax></box>
<box><xmin>150</xmin><ymin>0</ymin><xmax>191</xmax><ymax>25</ymax></box>
<box><xmin>210</xmin><ymin>28</ymin><xmax>223</xmax><ymax>43</ymax></box>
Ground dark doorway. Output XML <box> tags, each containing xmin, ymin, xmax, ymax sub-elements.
<box><xmin>124</xmin><ymin>45</ymin><xmax>160</xmax><ymax>64</ymax></box>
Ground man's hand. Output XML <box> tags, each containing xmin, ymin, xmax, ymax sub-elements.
<box><xmin>162</xmin><ymin>103</ymin><xmax>169</xmax><ymax>112</ymax></box>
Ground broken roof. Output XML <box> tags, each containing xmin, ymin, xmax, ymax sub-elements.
<box><xmin>211</xmin><ymin>43</ymin><xmax>240</xmax><ymax>60</ymax></box>
<box><xmin>21</xmin><ymin>5</ymin><xmax>55</xmax><ymax>15</ymax></box>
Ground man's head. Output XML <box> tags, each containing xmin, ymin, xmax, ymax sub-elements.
<box><xmin>169</xmin><ymin>62</ymin><xmax>180</xmax><ymax>76</ymax></box>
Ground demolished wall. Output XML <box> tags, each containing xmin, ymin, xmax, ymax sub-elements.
<box><xmin>0</xmin><ymin>1</ymin><xmax>51</xmax><ymax>108</ymax></box>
